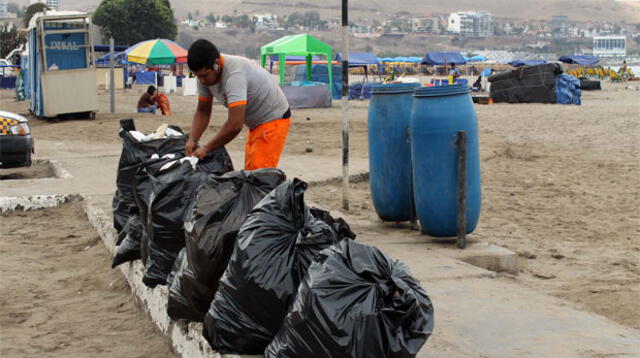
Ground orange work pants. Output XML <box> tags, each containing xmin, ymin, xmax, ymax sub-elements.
<box><xmin>244</xmin><ymin>117</ymin><xmax>290</xmax><ymax>170</ymax></box>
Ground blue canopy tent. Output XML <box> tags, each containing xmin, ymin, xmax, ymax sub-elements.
<box><xmin>335</xmin><ymin>52</ymin><xmax>380</xmax><ymax>76</ymax></box>
<box><xmin>335</xmin><ymin>52</ymin><xmax>379</xmax><ymax>67</ymax></box>
<box><xmin>558</xmin><ymin>55</ymin><xmax>600</xmax><ymax>66</ymax></box>
<box><xmin>335</xmin><ymin>53</ymin><xmax>380</xmax><ymax>99</ymax></box>
<box><xmin>421</xmin><ymin>52</ymin><xmax>467</xmax><ymax>65</ymax></box>
<box><xmin>509</xmin><ymin>59</ymin><xmax>547</xmax><ymax>67</ymax></box>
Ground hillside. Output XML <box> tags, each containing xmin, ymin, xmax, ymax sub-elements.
<box><xmin>12</xmin><ymin>0</ymin><xmax>640</xmax><ymax>23</ymax></box>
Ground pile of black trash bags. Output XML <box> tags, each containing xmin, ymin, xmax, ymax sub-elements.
<box><xmin>112</xmin><ymin>121</ymin><xmax>435</xmax><ymax>357</ymax></box>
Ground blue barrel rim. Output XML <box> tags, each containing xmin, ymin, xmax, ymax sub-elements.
<box><xmin>372</xmin><ymin>83</ymin><xmax>420</xmax><ymax>94</ymax></box>
<box><xmin>414</xmin><ymin>84</ymin><xmax>470</xmax><ymax>97</ymax></box>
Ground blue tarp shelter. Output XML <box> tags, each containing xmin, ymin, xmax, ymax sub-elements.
<box><xmin>421</xmin><ymin>52</ymin><xmax>467</xmax><ymax>65</ymax></box>
<box><xmin>558</xmin><ymin>55</ymin><xmax>600</xmax><ymax>66</ymax></box>
<box><xmin>509</xmin><ymin>60</ymin><xmax>547</xmax><ymax>67</ymax></box>
<box><xmin>378</xmin><ymin>57</ymin><xmax>422</xmax><ymax>63</ymax></box>
<box><xmin>465</xmin><ymin>55</ymin><xmax>487</xmax><ymax>62</ymax></box>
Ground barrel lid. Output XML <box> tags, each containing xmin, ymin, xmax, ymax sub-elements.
<box><xmin>372</xmin><ymin>83</ymin><xmax>420</xmax><ymax>94</ymax></box>
<box><xmin>414</xmin><ymin>84</ymin><xmax>470</xmax><ymax>97</ymax></box>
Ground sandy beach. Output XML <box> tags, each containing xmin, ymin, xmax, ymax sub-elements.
<box><xmin>1</xmin><ymin>78</ymin><xmax>639</xmax><ymax>352</ymax></box>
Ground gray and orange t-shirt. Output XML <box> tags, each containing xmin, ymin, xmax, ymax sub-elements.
<box><xmin>197</xmin><ymin>54</ymin><xmax>290</xmax><ymax>130</ymax></box>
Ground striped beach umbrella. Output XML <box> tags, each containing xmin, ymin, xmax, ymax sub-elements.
<box><xmin>125</xmin><ymin>39</ymin><xmax>188</xmax><ymax>65</ymax></box>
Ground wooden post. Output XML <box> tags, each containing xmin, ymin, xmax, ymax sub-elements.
<box><xmin>457</xmin><ymin>130</ymin><xmax>467</xmax><ymax>249</ymax></box>
<box><xmin>341</xmin><ymin>0</ymin><xmax>350</xmax><ymax>211</ymax></box>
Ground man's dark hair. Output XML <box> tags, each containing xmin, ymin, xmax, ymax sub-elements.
<box><xmin>147</xmin><ymin>86</ymin><xmax>156</xmax><ymax>95</ymax></box>
<box><xmin>188</xmin><ymin>39</ymin><xmax>221</xmax><ymax>72</ymax></box>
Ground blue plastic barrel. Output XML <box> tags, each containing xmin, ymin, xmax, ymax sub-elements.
<box><xmin>410</xmin><ymin>84</ymin><xmax>481</xmax><ymax>236</ymax></box>
<box><xmin>368</xmin><ymin>83</ymin><xmax>419</xmax><ymax>221</ymax></box>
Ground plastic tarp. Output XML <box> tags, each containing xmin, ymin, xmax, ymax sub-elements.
<box><xmin>421</xmin><ymin>52</ymin><xmax>467</xmax><ymax>65</ymax></box>
<box><xmin>28</xmin><ymin>28</ymin><xmax>43</xmax><ymax>117</ymax></box>
<box><xmin>266</xmin><ymin>239</ymin><xmax>434</xmax><ymax>358</ymax></box>
<box><xmin>282</xmin><ymin>83</ymin><xmax>332</xmax><ymax>109</ymax></box>
<box><xmin>556</xmin><ymin>74</ymin><xmax>581</xmax><ymax>105</ymax></box>
<box><xmin>294</xmin><ymin>64</ymin><xmax>341</xmax><ymax>100</ymax></box>
<box><xmin>508</xmin><ymin>60</ymin><xmax>547</xmax><ymax>67</ymax></box>
<box><xmin>465</xmin><ymin>55</ymin><xmax>487</xmax><ymax>62</ymax></box>
<box><xmin>379</xmin><ymin>57</ymin><xmax>422</xmax><ymax>63</ymax></box>
<box><xmin>20</xmin><ymin>54</ymin><xmax>30</xmax><ymax>100</ymax></box>
<box><xmin>135</xmin><ymin>71</ymin><xmax>158</xmax><ymax>85</ymax></box>
<box><xmin>558</xmin><ymin>55</ymin><xmax>600</xmax><ymax>66</ymax></box>
<box><xmin>96</xmin><ymin>52</ymin><xmax>127</xmax><ymax>66</ymax></box>
<box><xmin>489</xmin><ymin>63</ymin><xmax>563</xmax><ymax>104</ymax></box>
<box><xmin>203</xmin><ymin>179</ymin><xmax>353</xmax><ymax>354</ymax></box>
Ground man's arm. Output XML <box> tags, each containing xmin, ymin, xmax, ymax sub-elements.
<box><xmin>186</xmin><ymin>99</ymin><xmax>212</xmax><ymax>155</ymax></box>
<box><xmin>199</xmin><ymin>103</ymin><xmax>246</xmax><ymax>155</ymax></box>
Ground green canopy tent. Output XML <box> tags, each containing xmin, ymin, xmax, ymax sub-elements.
<box><xmin>260</xmin><ymin>34</ymin><xmax>333</xmax><ymax>91</ymax></box>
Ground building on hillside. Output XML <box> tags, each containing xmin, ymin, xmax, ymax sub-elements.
<box><xmin>0</xmin><ymin>0</ymin><xmax>7</xmax><ymax>19</ymax></box>
<box><xmin>411</xmin><ymin>17</ymin><xmax>438</xmax><ymax>33</ymax></box>
<box><xmin>550</xmin><ymin>15</ymin><xmax>569</xmax><ymax>36</ymax></box>
<box><xmin>30</xmin><ymin>0</ymin><xmax>59</xmax><ymax>11</ymax></box>
<box><xmin>254</xmin><ymin>13</ymin><xmax>278</xmax><ymax>31</ymax></box>
<box><xmin>448</xmin><ymin>11</ymin><xmax>492</xmax><ymax>37</ymax></box>
<box><xmin>593</xmin><ymin>36</ymin><xmax>627</xmax><ymax>58</ymax></box>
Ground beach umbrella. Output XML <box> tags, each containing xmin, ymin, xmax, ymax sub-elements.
<box><xmin>125</xmin><ymin>39</ymin><xmax>188</xmax><ymax>65</ymax></box>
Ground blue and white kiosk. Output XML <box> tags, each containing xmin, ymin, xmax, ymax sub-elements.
<box><xmin>27</xmin><ymin>11</ymin><xmax>98</xmax><ymax>119</ymax></box>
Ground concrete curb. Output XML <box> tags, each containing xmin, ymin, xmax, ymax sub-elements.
<box><xmin>81</xmin><ymin>196</ymin><xmax>261</xmax><ymax>358</ymax></box>
<box><xmin>49</xmin><ymin>159</ymin><xmax>73</xmax><ymax>179</ymax></box>
<box><xmin>81</xmin><ymin>196</ymin><xmax>220</xmax><ymax>358</ymax></box>
<box><xmin>0</xmin><ymin>194</ymin><xmax>71</xmax><ymax>212</ymax></box>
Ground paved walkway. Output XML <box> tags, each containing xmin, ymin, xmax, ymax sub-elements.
<box><xmin>2</xmin><ymin>139</ymin><xmax>638</xmax><ymax>357</ymax></box>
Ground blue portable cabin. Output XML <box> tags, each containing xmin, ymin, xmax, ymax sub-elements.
<box><xmin>27</xmin><ymin>11</ymin><xmax>98</xmax><ymax>119</ymax></box>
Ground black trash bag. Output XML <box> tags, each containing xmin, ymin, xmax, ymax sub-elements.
<box><xmin>167</xmin><ymin>248</ymin><xmax>186</xmax><ymax>288</ymax></box>
<box><xmin>203</xmin><ymin>179</ymin><xmax>350</xmax><ymax>354</ymax></box>
<box><xmin>112</xmin><ymin>155</ymin><xmax>188</xmax><ymax>268</ymax></box>
<box><xmin>113</xmin><ymin>129</ymin><xmax>187</xmax><ymax>232</ymax></box>
<box><xmin>143</xmin><ymin>149</ymin><xmax>232</xmax><ymax>288</ymax></box>
<box><xmin>310</xmin><ymin>207</ymin><xmax>357</xmax><ymax>241</ymax></box>
<box><xmin>134</xmin><ymin>157</ymin><xmax>173</xmax><ymax>266</ymax></box>
<box><xmin>112</xmin><ymin>190</ymin><xmax>129</xmax><ymax>234</ymax></box>
<box><xmin>137</xmin><ymin>151</ymin><xmax>233</xmax><ymax>268</ymax></box>
<box><xmin>266</xmin><ymin>239</ymin><xmax>435</xmax><ymax>358</ymax></box>
<box><xmin>111</xmin><ymin>213</ymin><xmax>144</xmax><ymax>268</ymax></box>
<box><xmin>167</xmin><ymin>169</ymin><xmax>287</xmax><ymax>322</ymax></box>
